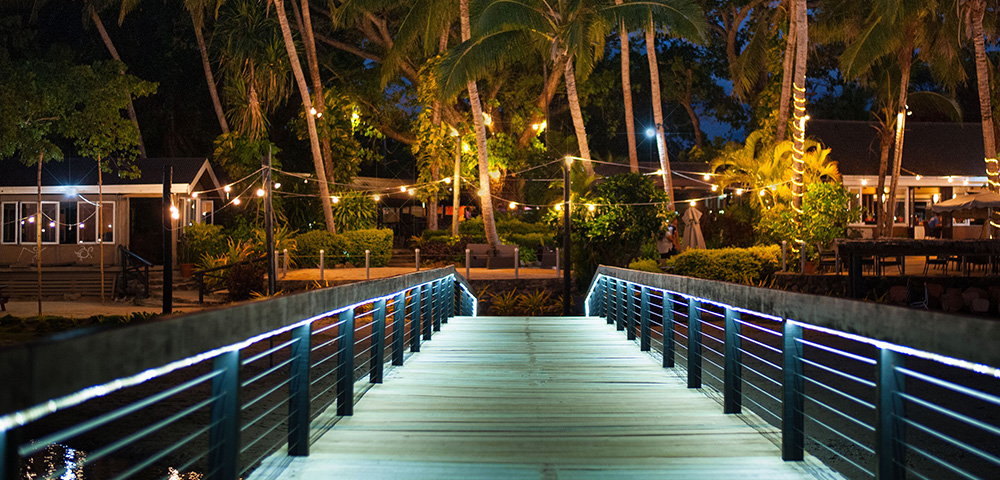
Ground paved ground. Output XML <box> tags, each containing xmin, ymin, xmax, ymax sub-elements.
<box><xmin>2</xmin><ymin>289</ymin><xmax>204</xmax><ymax>319</ymax></box>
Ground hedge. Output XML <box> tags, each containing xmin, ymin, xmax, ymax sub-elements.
<box><xmin>294</xmin><ymin>228</ymin><xmax>393</xmax><ymax>267</ymax></box>
<box><xmin>670</xmin><ymin>245</ymin><xmax>781</xmax><ymax>285</ymax></box>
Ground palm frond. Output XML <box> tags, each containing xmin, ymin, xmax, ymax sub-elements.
<box><xmin>601</xmin><ymin>0</ymin><xmax>707</xmax><ymax>44</ymax></box>
<box><xmin>475</xmin><ymin>0</ymin><xmax>553</xmax><ymax>36</ymax></box>
<box><xmin>437</xmin><ymin>29</ymin><xmax>536</xmax><ymax>98</ymax></box>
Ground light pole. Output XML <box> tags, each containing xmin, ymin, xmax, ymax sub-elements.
<box><xmin>563</xmin><ymin>157</ymin><xmax>572</xmax><ymax>316</ymax></box>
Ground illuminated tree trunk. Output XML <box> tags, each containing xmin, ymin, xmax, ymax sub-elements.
<box><xmin>564</xmin><ymin>59</ymin><xmax>595</xmax><ymax>176</ymax></box>
<box><xmin>790</xmin><ymin>0</ymin><xmax>807</xmax><ymax>213</ymax></box>
<box><xmin>776</xmin><ymin>0</ymin><xmax>796</xmax><ymax>142</ymax></box>
<box><xmin>645</xmin><ymin>24</ymin><xmax>674</xmax><ymax>210</ymax></box>
<box><xmin>616</xmin><ymin>0</ymin><xmax>638</xmax><ymax>172</ymax></box>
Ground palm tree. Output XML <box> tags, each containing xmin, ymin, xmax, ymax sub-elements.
<box><xmin>961</xmin><ymin>0</ymin><xmax>998</xmax><ymax>192</ymax></box>
<box><xmin>789</xmin><ymin>0</ymin><xmax>807</xmax><ymax>213</ymax></box>
<box><xmin>645</xmin><ymin>20</ymin><xmax>672</xmax><ymax>204</ymax></box>
<box><xmin>272</xmin><ymin>0</ymin><xmax>337</xmax><ymax>233</ymax></box>
<box><xmin>614</xmin><ymin>0</ymin><xmax>639</xmax><ymax>172</ymax></box>
<box><xmin>710</xmin><ymin>129</ymin><xmax>839</xmax><ymax>210</ymax></box>
<box><xmin>776</xmin><ymin>0</ymin><xmax>794</xmax><ymax>142</ymax></box>
<box><xmin>459</xmin><ymin>0</ymin><xmax>501</xmax><ymax>247</ymax></box>
<box><xmin>438</xmin><ymin>0</ymin><xmax>706</xmax><ymax>179</ymax></box>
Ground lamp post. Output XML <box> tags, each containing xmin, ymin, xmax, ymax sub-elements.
<box><xmin>563</xmin><ymin>157</ymin><xmax>572</xmax><ymax>316</ymax></box>
<box><xmin>162</xmin><ymin>164</ymin><xmax>173</xmax><ymax>314</ymax></box>
<box><xmin>264</xmin><ymin>147</ymin><xmax>276</xmax><ymax>296</ymax></box>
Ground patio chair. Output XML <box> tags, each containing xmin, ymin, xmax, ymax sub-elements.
<box><xmin>816</xmin><ymin>243</ymin><xmax>838</xmax><ymax>273</ymax></box>
<box><xmin>880</xmin><ymin>256</ymin><xmax>903</xmax><ymax>275</ymax></box>
<box><xmin>924</xmin><ymin>256</ymin><xmax>948</xmax><ymax>275</ymax></box>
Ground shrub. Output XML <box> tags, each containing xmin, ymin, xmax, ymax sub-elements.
<box><xmin>627</xmin><ymin>258</ymin><xmax>662</xmax><ymax>273</ymax></box>
<box><xmin>671</xmin><ymin>245</ymin><xmax>781</xmax><ymax>285</ymax></box>
<box><xmin>180</xmin><ymin>223</ymin><xmax>227</xmax><ymax>263</ymax></box>
<box><xmin>252</xmin><ymin>224</ymin><xmax>297</xmax><ymax>264</ymax></box>
<box><xmin>519</xmin><ymin>247</ymin><xmax>538</xmax><ymax>264</ymax></box>
<box><xmin>517</xmin><ymin>290</ymin><xmax>559</xmax><ymax>316</ymax></box>
<box><xmin>227</xmin><ymin>261</ymin><xmax>265</xmax><ymax>301</ymax></box>
<box><xmin>489</xmin><ymin>290</ymin><xmax>519</xmax><ymax>315</ymax></box>
<box><xmin>296</xmin><ymin>230</ymin><xmax>343</xmax><ymax>267</ymax></box>
<box><xmin>340</xmin><ymin>228</ymin><xmax>393</xmax><ymax>267</ymax></box>
<box><xmin>331</xmin><ymin>191</ymin><xmax>377</xmax><ymax>231</ymax></box>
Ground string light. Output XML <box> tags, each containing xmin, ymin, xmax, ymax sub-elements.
<box><xmin>736</xmin><ymin>188</ymin><xmax>743</xmax><ymax>195</ymax></box>
<box><xmin>400</xmin><ymin>186</ymin><xmax>408</xmax><ymax>193</ymax></box>
<box><xmin>256</xmin><ymin>188</ymin><xmax>265</xmax><ymax>197</ymax></box>
<box><xmin>688</xmin><ymin>200</ymin><xmax>696</xmax><ymax>206</ymax></box>
<box><xmin>192</xmin><ymin>192</ymin><xmax>198</xmax><ymax>199</ymax></box>
<box><xmin>509</xmin><ymin>202</ymin><xmax>517</xmax><ymax>210</ymax></box>
<box><xmin>373</xmin><ymin>195</ymin><xmax>381</xmax><ymax>202</ymax></box>
<box><xmin>555</xmin><ymin>203</ymin><xmax>562</xmax><ymax>211</ymax></box>
<box><xmin>588</xmin><ymin>204</ymin><xmax>596</xmax><ymax>212</ymax></box>
<box><xmin>274</xmin><ymin>183</ymin><xmax>281</xmax><ymax>189</ymax></box>
<box><xmin>711</xmin><ymin>185</ymin><xmax>718</xmax><ymax>192</ymax></box>
<box><xmin>232</xmin><ymin>198</ymin><xmax>241</xmax><ymax>205</ymax></box>
<box><xmin>332</xmin><ymin>196</ymin><xmax>340</xmax><ymax>203</ymax></box>
<box><xmin>703</xmin><ymin>174</ymin><xmax>711</xmax><ymax>181</ymax></box>
<box><xmin>407</xmin><ymin>189</ymin><xmax>415</xmax><ymax>195</ymax></box>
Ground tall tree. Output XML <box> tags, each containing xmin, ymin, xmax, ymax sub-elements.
<box><xmin>615</xmin><ymin>0</ymin><xmax>639</xmax><ymax>172</ymax></box>
<box><xmin>775</xmin><ymin>0</ymin><xmax>795</xmax><ymax>142</ymax></box>
<box><xmin>962</xmin><ymin>0</ymin><xmax>998</xmax><ymax>193</ymax></box>
<box><xmin>789</xmin><ymin>0</ymin><xmax>806</xmax><ymax>213</ymax></box>
<box><xmin>271</xmin><ymin>0</ymin><xmax>337</xmax><ymax>233</ymax></box>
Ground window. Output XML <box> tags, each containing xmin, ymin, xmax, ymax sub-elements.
<box><xmin>2</xmin><ymin>203</ymin><xmax>16</xmax><ymax>244</ymax></box>
<box><xmin>77</xmin><ymin>201</ymin><xmax>114</xmax><ymax>244</ymax></box>
<box><xmin>20</xmin><ymin>202</ymin><xmax>58</xmax><ymax>244</ymax></box>
<box><xmin>200</xmin><ymin>200</ymin><xmax>214</xmax><ymax>224</ymax></box>
<box><xmin>60</xmin><ymin>202</ymin><xmax>78</xmax><ymax>244</ymax></box>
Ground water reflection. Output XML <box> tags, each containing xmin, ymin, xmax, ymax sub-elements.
<box><xmin>23</xmin><ymin>445</ymin><xmax>202</xmax><ymax>480</ymax></box>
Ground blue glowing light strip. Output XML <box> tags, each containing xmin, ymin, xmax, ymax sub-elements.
<box><xmin>588</xmin><ymin>273</ymin><xmax>1000</xmax><ymax>380</ymax></box>
<box><xmin>0</xmin><ymin>275</ymin><xmax>453</xmax><ymax>432</ymax></box>
<box><xmin>455</xmin><ymin>275</ymin><xmax>478</xmax><ymax>317</ymax></box>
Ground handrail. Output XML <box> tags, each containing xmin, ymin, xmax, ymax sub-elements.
<box><xmin>0</xmin><ymin>266</ymin><xmax>477</xmax><ymax>479</ymax></box>
<box><xmin>194</xmin><ymin>254</ymin><xmax>268</xmax><ymax>303</ymax></box>
<box><xmin>117</xmin><ymin>245</ymin><xmax>152</xmax><ymax>298</ymax></box>
<box><xmin>587</xmin><ymin>265</ymin><xmax>1000</xmax><ymax>480</ymax></box>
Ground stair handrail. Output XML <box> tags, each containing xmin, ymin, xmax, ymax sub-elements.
<box><xmin>193</xmin><ymin>254</ymin><xmax>268</xmax><ymax>303</ymax></box>
<box><xmin>117</xmin><ymin>245</ymin><xmax>152</xmax><ymax>297</ymax></box>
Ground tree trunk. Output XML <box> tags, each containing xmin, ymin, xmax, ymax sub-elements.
<box><xmin>36</xmin><ymin>153</ymin><xmax>42</xmax><ymax>318</ymax></box>
<box><xmin>875</xmin><ymin>125</ymin><xmax>892</xmax><ymax>239</ymax></box>
<box><xmin>517</xmin><ymin>61</ymin><xmax>564</xmax><ymax>148</ymax></box>
<box><xmin>98</xmin><ymin>157</ymin><xmax>105</xmax><ymax>303</ymax></box>
<box><xmin>970</xmin><ymin>0</ymin><xmax>998</xmax><ymax>191</ymax></box>
<box><xmin>645</xmin><ymin>25</ymin><xmax>673</xmax><ymax>209</ymax></box>
<box><xmin>790</xmin><ymin>0</ymin><xmax>807</xmax><ymax>212</ymax></box>
<box><xmin>776</xmin><ymin>0</ymin><xmax>796</xmax><ymax>142</ymax></box>
<box><xmin>616</xmin><ymin>0</ymin><xmax>638</xmax><ymax>172</ymax></box>
<box><xmin>885</xmin><ymin>39</ymin><xmax>914</xmax><ymax>239</ymax></box>
<box><xmin>273</xmin><ymin>0</ymin><xmax>336</xmax><ymax>233</ymax></box>
<box><xmin>461</xmin><ymin>0</ymin><xmax>500</xmax><ymax>247</ymax></box>
<box><xmin>681</xmin><ymin>68</ymin><xmax>702</xmax><ymax>148</ymax></box>
<box><xmin>428</xmin><ymin>29</ymin><xmax>449</xmax><ymax>232</ymax></box>
<box><xmin>452</xmin><ymin>137</ymin><xmax>462</xmax><ymax>237</ymax></box>
<box><xmin>563</xmin><ymin>59</ymin><xmax>595</xmax><ymax>176</ymax></box>
<box><xmin>88</xmin><ymin>4</ymin><xmax>147</xmax><ymax>158</ymax></box>
<box><xmin>190</xmin><ymin>9</ymin><xmax>229</xmax><ymax>134</ymax></box>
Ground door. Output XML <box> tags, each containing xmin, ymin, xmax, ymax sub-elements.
<box><xmin>129</xmin><ymin>198</ymin><xmax>164</xmax><ymax>264</ymax></box>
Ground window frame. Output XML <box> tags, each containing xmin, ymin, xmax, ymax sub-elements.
<box><xmin>77</xmin><ymin>201</ymin><xmax>115</xmax><ymax>244</ymax></box>
<box><xmin>2</xmin><ymin>202</ymin><xmax>18</xmax><ymax>244</ymax></box>
<box><xmin>20</xmin><ymin>201</ymin><xmax>60</xmax><ymax>245</ymax></box>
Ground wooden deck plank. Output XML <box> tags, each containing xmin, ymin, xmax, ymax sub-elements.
<box><xmin>250</xmin><ymin>316</ymin><xmax>842</xmax><ymax>480</ymax></box>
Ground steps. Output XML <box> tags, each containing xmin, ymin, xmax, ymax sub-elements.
<box><xmin>386</xmin><ymin>249</ymin><xmax>416</xmax><ymax>268</ymax></box>
<box><xmin>1</xmin><ymin>268</ymin><xmax>116</xmax><ymax>298</ymax></box>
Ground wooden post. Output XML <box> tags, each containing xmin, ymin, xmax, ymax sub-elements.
<box><xmin>288</xmin><ymin>324</ymin><xmax>311</xmax><ymax>456</ymax></box>
<box><xmin>336</xmin><ymin>308</ymin><xmax>355</xmax><ymax>416</ymax></box>
<box><xmin>370</xmin><ymin>299</ymin><xmax>387</xmax><ymax>383</ymax></box>
<box><xmin>208</xmin><ymin>350</ymin><xmax>240</xmax><ymax>480</ymax></box>
<box><xmin>782</xmin><ymin>321</ymin><xmax>804</xmax><ymax>461</ymax></box>
<box><xmin>724</xmin><ymin>307</ymin><xmax>742</xmax><ymax>414</ymax></box>
<box><xmin>687</xmin><ymin>297</ymin><xmax>702</xmax><ymax>388</ymax></box>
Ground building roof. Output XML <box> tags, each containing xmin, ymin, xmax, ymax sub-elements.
<box><xmin>0</xmin><ymin>157</ymin><xmax>212</xmax><ymax>188</ymax></box>
<box><xmin>807</xmin><ymin>119</ymin><xmax>988</xmax><ymax>177</ymax></box>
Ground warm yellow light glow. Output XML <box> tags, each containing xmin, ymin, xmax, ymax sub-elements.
<box><xmin>588</xmin><ymin>204</ymin><xmax>596</xmax><ymax>212</ymax></box>
<box><xmin>233</xmin><ymin>198</ymin><xmax>241</xmax><ymax>205</ymax></box>
<box><xmin>509</xmin><ymin>202</ymin><xmax>517</xmax><ymax>210</ymax></box>
<box><xmin>653</xmin><ymin>169</ymin><xmax>663</xmax><ymax>176</ymax></box>
<box><xmin>861</xmin><ymin>179</ymin><xmax>868</xmax><ymax>186</ymax></box>
<box><xmin>373</xmin><ymin>195</ymin><xmax>381</xmax><ymax>202</ymax></box>
<box><xmin>964</xmin><ymin>178</ymin><xmax>969</xmax><ymax>185</ymax></box>
<box><xmin>736</xmin><ymin>188</ymin><xmax>744</xmax><ymax>195</ymax></box>
<box><xmin>948</xmin><ymin>177</ymin><xmax>955</xmax><ymax>183</ymax></box>
<box><xmin>482</xmin><ymin>113</ymin><xmax>492</xmax><ymax>126</ymax></box>
<box><xmin>711</xmin><ymin>185</ymin><xmax>718</xmax><ymax>192</ymax></box>
<box><xmin>450</xmin><ymin>127</ymin><xmax>459</xmax><ymax>137</ymax></box>
<box><xmin>565</xmin><ymin>156</ymin><xmax>574</xmax><ymax>167</ymax></box>
<box><xmin>915</xmin><ymin>175</ymin><xmax>921</xmax><ymax>181</ymax></box>
<box><xmin>192</xmin><ymin>192</ymin><xmax>199</xmax><ymax>198</ymax></box>
<box><xmin>316</xmin><ymin>112</ymin><xmax>322</xmax><ymax>118</ymax></box>
<box><xmin>224</xmin><ymin>185</ymin><xmax>231</xmax><ymax>193</ymax></box>
<box><xmin>332</xmin><ymin>196</ymin><xmax>340</xmax><ymax>203</ymax></box>
<box><xmin>689</xmin><ymin>200</ymin><xmax>697</xmax><ymax>206</ymax></box>
<box><xmin>932</xmin><ymin>193</ymin><xmax>940</xmax><ymax>203</ymax></box>
<box><xmin>444</xmin><ymin>177</ymin><xmax>452</xmax><ymax>184</ymax></box>
<box><xmin>171</xmin><ymin>210</ymin><xmax>180</xmax><ymax>220</ymax></box>
<box><xmin>400</xmin><ymin>186</ymin><xmax>408</xmax><ymax>192</ymax></box>
<box><xmin>256</xmin><ymin>188</ymin><xmax>265</xmax><ymax>197</ymax></box>
<box><xmin>462</xmin><ymin>143</ymin><xmax>470</xmax><ymax>153</ymax></box>
<box><xmin>703</xmin><ymin>174</ymin><xmax>711</xmax><ymax>181</ymax></box>
<box><xmin>531</xmin><ymin>121</ymin><xmax>547</xmax><ymax>132</ymax></box>
<box><xmin>407</xmin><ymin>189</ymin><xmax>415</xmax><ymax>195</ymax></box>
<box><xmin>555</xmin><ymin>203</ymin><xmax>562</xmax><ymax>211</ymax></box>
<box><xmin>759</xmin><ymin>189</ymin><xmax>766</xmax><ymax>196</ymax></box>
<box><xmin>489</xmin><ymin>170</ymin><xmax>500</xmax><ymax>180</ymax></box>
<box><xmin>310</xmin><ymin>107</ymin><xmax>318</xmax><ymax>116</ymax></box>
<box><xmin>351</xmin><ymin>111</ymin><xmax>359</xmax><ymax>122</ymax></box>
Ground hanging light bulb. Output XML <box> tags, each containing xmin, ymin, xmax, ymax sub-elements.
<box><xmin>759</xmin><ymin>189</ymin><xmax>766</xmax><ymax>196</ymax></box>
<box><xmin>555</xmin><ymin>203</ymin><xmax>562</xmax><ymax>211</ymax></box>
<box><xmin>192</xmin><ymin>192</ymin><xmax>199</xmax><ymax>199</ymax></box>
<box><xmin>373</xmin><ymin>195</ymin><xmax>381</xmax><ymax>202</ymax></box>
<box><xmin>28</xmin><ymin>216</ymin><xmax>35</xmax><ymax>223</ymax></box>
<box><xmin>407</xmin><ymin>189</ymin><xmax>415</xmax><ymax>195</ymax></box>
<box><xmin>171</xmin><ymin>210</ymin><xmax>180</xmax><ymax>220</ymax></box>
<box><xmin>332</xmin><ymin>196</ymin><xmax>340</xmax><ymax>203</ymax></box>
<box><xmin>310</xmin><ymin>107</ymin><xmax>317</xmax><ymax>116</ymax></box>
<box><xmin>48</xmin><ymin>221</ymin><xmax>55</xmax><ymax>228</ymax></box>
<box><xmin>587</xmin><ymin>204</ymin><xmax>596</xmax><ymax>212</ymax></box>
<box><xmin>444</xmin><ymin>177</ymin><xmax>452</xmax><ymax>184</ymax></box>
<box><xmin>509</xmin><ymin>202</ymin><xmax>517</xmax><ymax>210</ymax></box>
<box><xmin>274</xmin><ymin>183</ymin><xmax>281</xmax><ymax>189</ymax></box>
<box><xmin>711</xmin><ymin>185</ymin><xmax>718</xmax><ymax>192</ymax></box>
<box><xmin>915</xmin><ymin>175</ymin><xmax>921</xmax><ymax>181</ymax></box>
<box><xmin>703</xmin><ymin>174</ymin><xmax>711</xmax><ymax>181</ymax></box>
<box><xmin>256</xmin><ymin>188</ymin><xmax>265</xmax><ymax>197</ymax></box>
<box><xmin>736</xmin><ymin>188</ymin><xmax>744</xmax><ymax>195</ymax></box>
<box><xmin>400</xmin><ymin>186</ymin><xmax>408</xmax><ymax>192</ymax></box>
<box><xmin>232</xmin><ymin>198</ymin><xmax>241</xmax><ymax>205</ymax></box>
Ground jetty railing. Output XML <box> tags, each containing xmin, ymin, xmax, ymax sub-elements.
<box><xmin>586</xmin><ymin>265</ymin><xmax>1000</xmax><ymax>480</ymax></box>
<box><xmin>0</xmin><ymin>266</ymin><xmax>476</xmax><ymax>480</ymax></box>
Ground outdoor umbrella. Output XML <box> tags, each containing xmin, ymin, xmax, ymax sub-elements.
<box><xmin>681</xmin><ymin>206</ymin><xmax>706</xmax><ymax>250</ymax></box>
<box><xmin>930</xmin><ymin>191</ymin><xmax>1000</xmax><ymax>238</ymax></box>
<box><xmin>930</xmin><ymin>191</ymin><xmax>1000</xmax><ymax>219</ymax></box>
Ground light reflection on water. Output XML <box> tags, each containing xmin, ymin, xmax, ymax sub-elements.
<box><xmin>23</xmin><ymin>445</ymin><xmax>202</xmax><ymax>480</ymax></box>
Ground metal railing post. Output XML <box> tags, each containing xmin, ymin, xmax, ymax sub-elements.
<box><xmin>370</xmin><ymin>299</ymin><xmax>387</xmax><ymax>383</ymax></box>
<box><xmin>514</xmin><ymin>247</ymin><xmax>519</xmax><ymax>279</ymax></box>
<box><xmin>625</xmin><ymin>283</ymin><xmax>635</xmax><ymax>336</ymax></box>
<box><xmin>876</xmin><ymin>348</ymin><xmax>906</xmax><ymax>480</ymax></box>
<box><xmin>687</xmin><ymin>297</ymin><xmax>702</xmax><ymax>389</ymax></box>
<box><xmin>319</xmin><ymin>249</ymin><xmax>325</xmax><ymax>281</ymax></box>
<box><xmin>365</xmin><ymin>250</ymin><xmax>370</xmax><ymax>279</ymax></box>
<box><xmin>782</xmin><ymin>320</ymin><xmax>804</xmax><ymax>461</ymax></box>
<box><xmin>336</xmin><ymin>308</ymin><xmax>355</xmax><ymax>416</ymax></box>
<box><xmin>415</xmin><ymin>248</ymin><xmax>420</xmax><ymax>272</ymax></box>
<box><xmin>663</xmin><ymin>292</ymin><xmax>675</xmax><ymax>368</ymax></box>
<box><xmin>208</xmin><ymin>350</ymin><xmax>240</xmax><ymax>480</ymax></box>
<box><xmin>410</xmin><ymin>290</ymin><xmax>421</xmax><ymax>353</ymax></box>
<box><xmin>432</xmin><ymin>280</ymin><xmax>442</xmax><ymax>332</ymax></box>
<box><xmin>724</xmin><ymin>307</ymin><xmax>742</xmax><ymax>414</ymax></box>
<box><xmin>1</xmin><ymin>427</ymin><xmax>21</xmax><ymax>480</ymax></box>
<box><xmin>421</xmin><ymin>283</ymin><xmax>432</xmax><ymax>341</ymax></box>
<box><xmin>392</xmin><ymin>293</ymin><xmax>405</xmax><ymax>365</ymax></box>
<box><xmin>605</xmin><ymin>278</ymin><xmax>614</xmax><ymax>325</ymax></box>
<box><xmin>447</xmin><ymin>277</ymin><xmax>455</xmax><ymax>320</ymax></box>
<box><xmin>640</xmin><ymin>286</ymin><xmax>651</xmax><ymax>351</ymax></box>
<box><xmin>288</xmin><ymin>323</ymin><xmax>311</xmax><ymax>456</ymax></box>
<box><xmin>616</xmin><ymin>281</ymin><xmax>626</xmax><ymax>331</ymax></box>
